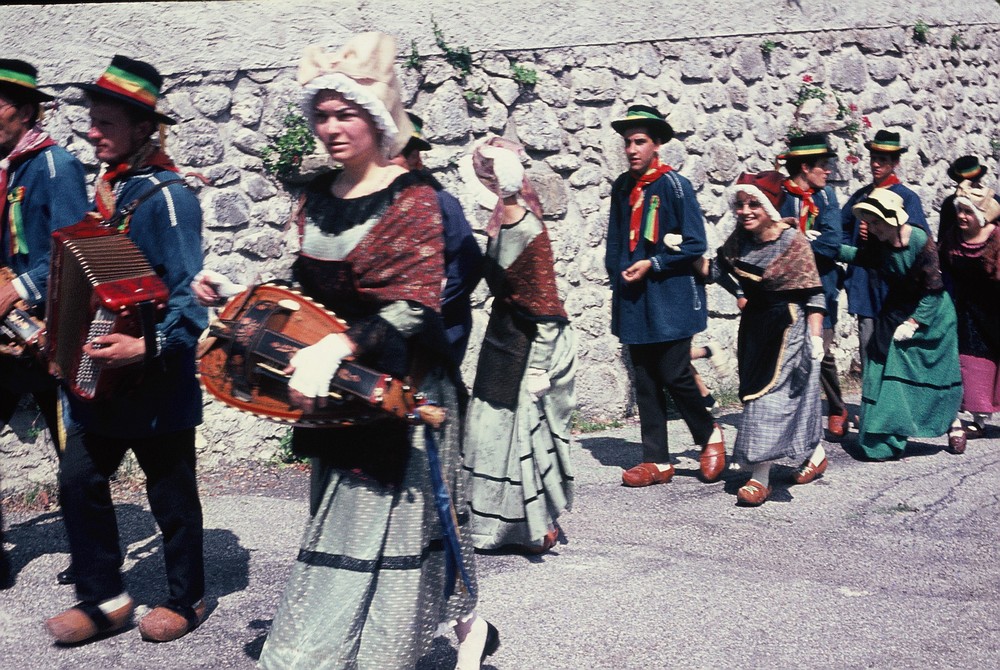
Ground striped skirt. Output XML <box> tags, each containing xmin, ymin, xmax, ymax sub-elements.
<box><xmin>733</xmin><ymin>304</ymin><xmax>823</xmax><ymax>465</ymax></box>
<box><xmin>464</xmin><ymin>326</ymin><xmax>577</xmax><ymax>550</ymax></box>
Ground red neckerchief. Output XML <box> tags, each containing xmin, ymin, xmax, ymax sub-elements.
<box><xmin>95</xmin><ymin>143</ymin><xmax>179</xmax><ymax>220</ymax></box>
<box><xmin>875</xmin><ymin>173</ymin><xmax>901</xmax><ymax>188</ymax></box>
<box><xmin>782</xmin><ymin>178</ymin><xmax>819</xmax><ymax>233</ymax></box>
<box><xmin>1</xmin><ymin>126</ymin><xmax>57</xmax><ymax>255</ymax></box>
<box><xmin>629</xmin><ymin>155</ymin><xmax>673</xmax><ymax>252</ymax></box>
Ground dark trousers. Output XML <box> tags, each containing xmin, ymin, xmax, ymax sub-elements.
<box><xmin>629</xmin><ymin>339</ymin><xmax>715</xmax><ymax>463</ymax></box>
<box><xmin>821</xmin><ymin>328</ymin><xmax>845</xmax><ymax>415</ymax></box>
<box><xmin>59</xmin><ymin>425</ymin><xmax>204</xmax><ymax>607</ymax></box>
<box><xmin>0</xmin><ymin>358</ymin><xmax>63</xmax><ymax>554</ymax></box>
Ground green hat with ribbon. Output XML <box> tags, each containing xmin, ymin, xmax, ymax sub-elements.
<box><xmin>611</xmin><ymin>104</ymin><xmax>673</xmax><ymax>144</ymax></box>
<box><xmin>778</xmin><ymin>133</ymin><xmax>838</xmax><ymax>161</ymax></box>
<box><xmin>0</xmin><ymin>59</ymin><xmax>54</xmax><ymax>102</ymax></box>
<box><xmin>402</xmin><ymin>111</ymin><xmax>432</xmax><ymax>153</ymax></box>
<box><xmin>864</xmin><ymin>129</ymin><xmax>907</xmax><ymax>154</ymax></box>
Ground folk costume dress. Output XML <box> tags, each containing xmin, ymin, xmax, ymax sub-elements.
<box><xmin>839</xmin><ymin>226</ymin><xmax>963</xmax><ymax>459</ymax></box>
<box><xmin>259</xmin><ymin>172</ymin><xmax>477</xmax><ymax>670</ymax></box>
<box><xmin>464</xmin><ymin>210</ymin><xmax>577</xmax><ymax>550</ymax></box>
<box><xmin>714</xmin><ymin>225</ymin><xmax>825</xmax><ymax>465</ymax></box>
<box><xmin>938</xmin><ymin>225</ymin><xmax>1000</xmax><ymax>415</ymax></box>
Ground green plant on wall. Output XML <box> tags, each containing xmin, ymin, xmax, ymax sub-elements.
<box><xmin>432</xmin><ymin>19</ymin><xmax>473</xmax><ymax>76</ymax></box>
<box><xmin>463</xmin><ymin>89</ymin><xmax>485</xmax><ymax>106</ymax></box>
<box><xmin>261</xmin><ymin>103</ymin><xmax>316</xmax><ymax>180</ymax></box>
<box><xmin>511</xmin><ymin>61</ymin><xmax>538</xmax><ymax>86</ymax></box>
<box><xmin>950</xmin><ymin>32</ymin><xmax>966</xmax><ymax>49</ymax></box>
<box><xmin>913</xmin><ymin>20</ymin><xmax>930</xmax><ymax>44</ymax></box>
<box><xmin>404</xmin><ymin>39</ymin><xmax>423</xmax><ymax>70</ymax></box>
<box><xmin>760</xmin><ymin>39</ymin><xmax>778</xmax><ymax>56</ymax></box>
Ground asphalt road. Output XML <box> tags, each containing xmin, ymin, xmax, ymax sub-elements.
<box><xmin>2</xmin><ymin>399</ymin><xmax>998</xmax><ymax>669</ymax></box>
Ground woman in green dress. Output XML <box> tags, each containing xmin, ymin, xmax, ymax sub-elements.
<box><xmin>839</xmin><ymin>189</ymin><xmax>962</xmax><ymax>460</ymax></box>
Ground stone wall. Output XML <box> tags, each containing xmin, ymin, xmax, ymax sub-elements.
<box><xmin>2</xmin><ymin>2</ymin><xmax>999</xmax><ymax>492</ymax></box>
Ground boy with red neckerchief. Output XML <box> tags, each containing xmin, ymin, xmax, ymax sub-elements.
<box><xmin>605</xmin><ymin>104</ymin><xmax>725</xmax><ymax>488</ymax></box>
<box><xmin>778</xmin><ymin>133</ymin><xmax>848</xmax><ymax>440</ymax></box>
<box><xmin>842</xmin><ymin>129</ymin><xmax>930</xmax><ymax>376</ymax></box>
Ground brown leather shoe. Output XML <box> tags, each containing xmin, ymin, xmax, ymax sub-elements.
<box><xmin>793</xmin><ymin>457</ymin><xmax>828</xmax><ymax>485</ymax></box>
<box><xmin>699</xmin><ymin>426</ymin><xmax>726</xmax><ymax>482</ymax></box>
<box><xmin>46</xmin><ymin>596</ymin><xmax>134</xmax><ymax>644</ymax></box>
<box><xmin>139</xmin><ymin>600</ymin><xmax>206</xmax><ymax>642</ymax></box>
<box><xmin>622</xmin><ymin>462</ymin><xmax>674</xmax><ymax>487</ymax></box>
<box><xmin>947</xmin><ymin>428</ymin><xmax>967</xmax><ymax>455</ymax></box>
<box><xmin>736</xmin><ymin>479</ymin><xmax>770</xmax><ymax>506</ymax></box>
<box><xmin>523</xmin><ymin>527</ymin><xmax>560</xmax><ymax>554</ymax></box>
<box><xmin>828</xmin><ymin>409</ymin><xmax>849</xmax><ymax>438</ymax></box>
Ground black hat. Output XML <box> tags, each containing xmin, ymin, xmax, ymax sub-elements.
<box><xmin>778</xmin><ymin>133</ymin><xmax>838</xmax><ymax>161</ymax></box>
<box><xmin>864</xmin><ymin>129</ymin><xmax>907</xmax><ymax>154</ymax></box>
<box><xmin>0</xmin><ymin>59</ymin><xmax>54</xmax><ymax>103</ymax></box>
<box><xmin>947</xmin><ymin>155</ymin><xmax>987</xmax><ymax>183</ymax></box>
<box><xmin>76</xmin><ymin>55</ymin><xmax>176</xmax><ymax>125</ymax></box>
<box><xmin>402</xmin><ymin>112</ymin><xmax>432</xmax><ymax>153</ymax></box>
<box><xmin>611</xmin><ymin>105</ymin><xmax>674</xmax><ymax>144</ymax></box>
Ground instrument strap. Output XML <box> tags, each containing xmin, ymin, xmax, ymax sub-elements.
<box><xmin>137</xmin><ymin>299</ymin><xmax>159</xmax><ymax>367</ymax></box>
<box><xmin>105</xmin><ymin>177</ymin><xmax>187</xmax><ymax>233</ymax></box>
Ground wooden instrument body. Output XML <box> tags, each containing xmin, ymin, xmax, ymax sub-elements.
<box><xmin>45</xmin><ymin>217</ymin><xmax>169</xmax><ymax>400</ymax></box>
<box><xmin>198</xmin><ymin>283</ymin><xmax>431</xmax><ymax>428</ymax></box>
<box><xmin>0</xmin><ymin>266</ymin><xmax>47</xmax><ymax>357</ymax></box>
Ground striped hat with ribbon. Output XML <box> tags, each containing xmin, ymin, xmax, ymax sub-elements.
<box><xmin>947</xmin><ymin>155</ymin><xmax>988</xmax><ymax>183</ymax></box>
<box><xmin>864</xmin><ymin>129</ymin><xmax>907</xmax><ymax>154</ymax></box>
<box><xmin>778</xmin><ymin>133</ymin><xmax>838</xmax><ymax>161</ymax></box>
<box><xmin>0</xmin><ymin>59</ymin><xmax>54</xmax><ymax>102</ymax></box>
<box><xmin>75</xmin><ymin>55</ymin><xmax>176</xmax><ymax>125</ymax></box>
<box><xmin>611</xmin><ymin>104</ymin><xmax>674</xmax><ymax>144</ymax></box>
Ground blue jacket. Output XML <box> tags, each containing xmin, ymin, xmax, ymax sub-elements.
<box><xmin>842</xmin><ymin>181</ymin><xmax>929</xmax><ymax>318</ymax></box>
<box><xmin>2</xmin><ymin>145</ymin><xmax>88</xmax><ymax>306</ymax></box>
<box><xmin>67</xmin><ymin>167</ymin><xmax>206</xmax><ymax>438</ymax></box>
<box><xmin>437</xmin><ymin>189</ymin><xmax>482</xmax><ymax>361</ymax></box>
<box><xmin>606</xmin><ymin>169</ymin><xmax>707</xmax><ymax>344</ymax></box>
<box><xmin>779</xmin><ymin>184</ymin><xmax>842</xmax><ymax>329</ymax></box>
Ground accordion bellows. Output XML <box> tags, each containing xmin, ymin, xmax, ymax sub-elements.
<box><xmin>46</xmin><ymin>217</ymin><xmax>169</xmax><ymax>400</ymax></box>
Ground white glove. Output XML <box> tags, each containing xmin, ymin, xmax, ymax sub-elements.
<box><xmin>193</xmin><ymin>269</ymin><xmax>246</xmax><ymax>299</ymax></box>
<box><xmin>805</xmin><ymin>229</ymin><xmax>821</xmax><ymax>241</ymax></box>
<box><xmin>287</xmin><ymin>334</ymin><xmax>353</xmax><ymax>398</ymax></box>
<box><xmin>893</xmin><ymin>320</ymin><xmax>919</xmax><ymax>342</ymax></box>
<box><xmin>525</xmin><ymin>367</ymin><xmax>551</xmax><ymax>401</ymax></box>
<box><xmin>810</xmin><ymin>335</ymin><xmax>825</xmax><ymax>363</ymax></box>
<box><xmin>662</xmin><ymin>233</ymin><xmax>683</xmax><ymax>251</ymax></box>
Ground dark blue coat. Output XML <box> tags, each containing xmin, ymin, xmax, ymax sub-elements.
<box><xmin>605</xmin><ymin>170</ymin><xmax>707</xmax><ymax>344</ymax></box>
<box><xmin>67</xmin><ymin>168</ymin><xmax>206</xmax><ymax>438</ymax></box>
<box><xmin>842</xmin><ymin>182</ymin><xmax>929</xmax><ymax>318</ymax></box>
<box><xmin>2</xmin><ymin>145</ymin><xmax>88</xmax><ymax>306</ymax></box>
<box><xmin>437</xmin><ymin>189</ymin><xmax>482</xmax><ymax>361</ymax></box>
<box><xmin>779</xmin><ymin>184</ymin><xmax>842</xmax><ymax>329</ymax></box>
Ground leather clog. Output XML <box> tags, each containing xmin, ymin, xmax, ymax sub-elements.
<box><xmin>622</xmin><ymin>462</ymin><xmax>674</xmax><ymax>487</ymax></box>
<box><xmin>139</xmin><ymin>600</ymin><xmax>206</xmax><ymax>642</ymax></box>
<box><xmin>793</xmin><ymin>457</ymin><xmax>828</xmax><ymax>485</ymax></box>
<box><xmin>828</xmin><ymin>409</ymin><xmax>849</xmax><ymax>438</ymax></box>
<box><xmin>46</xmin><ymin>596</ymin><xmax>134</xmax><ymax>645</ymax></box>
<box><xmin>736</xmin><ymin>479</ymin><xmax>771</xmax><ymax>506</ymax></box>
<box><xmin>699</xmin><ymin>426</ymin><xmax>726</xmax><ymax>482</ymax></box>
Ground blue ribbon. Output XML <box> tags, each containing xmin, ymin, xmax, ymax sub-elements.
<box><xmin>423</xmin><ymin>421</ymin><xmax>476</xmax><ymax>599</ymax></box>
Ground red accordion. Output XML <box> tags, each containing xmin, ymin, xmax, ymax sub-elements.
<box><xmin>45</xmin><ymin>215</ymin><xmax>169</xmax><ymax>400</ymax></box>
